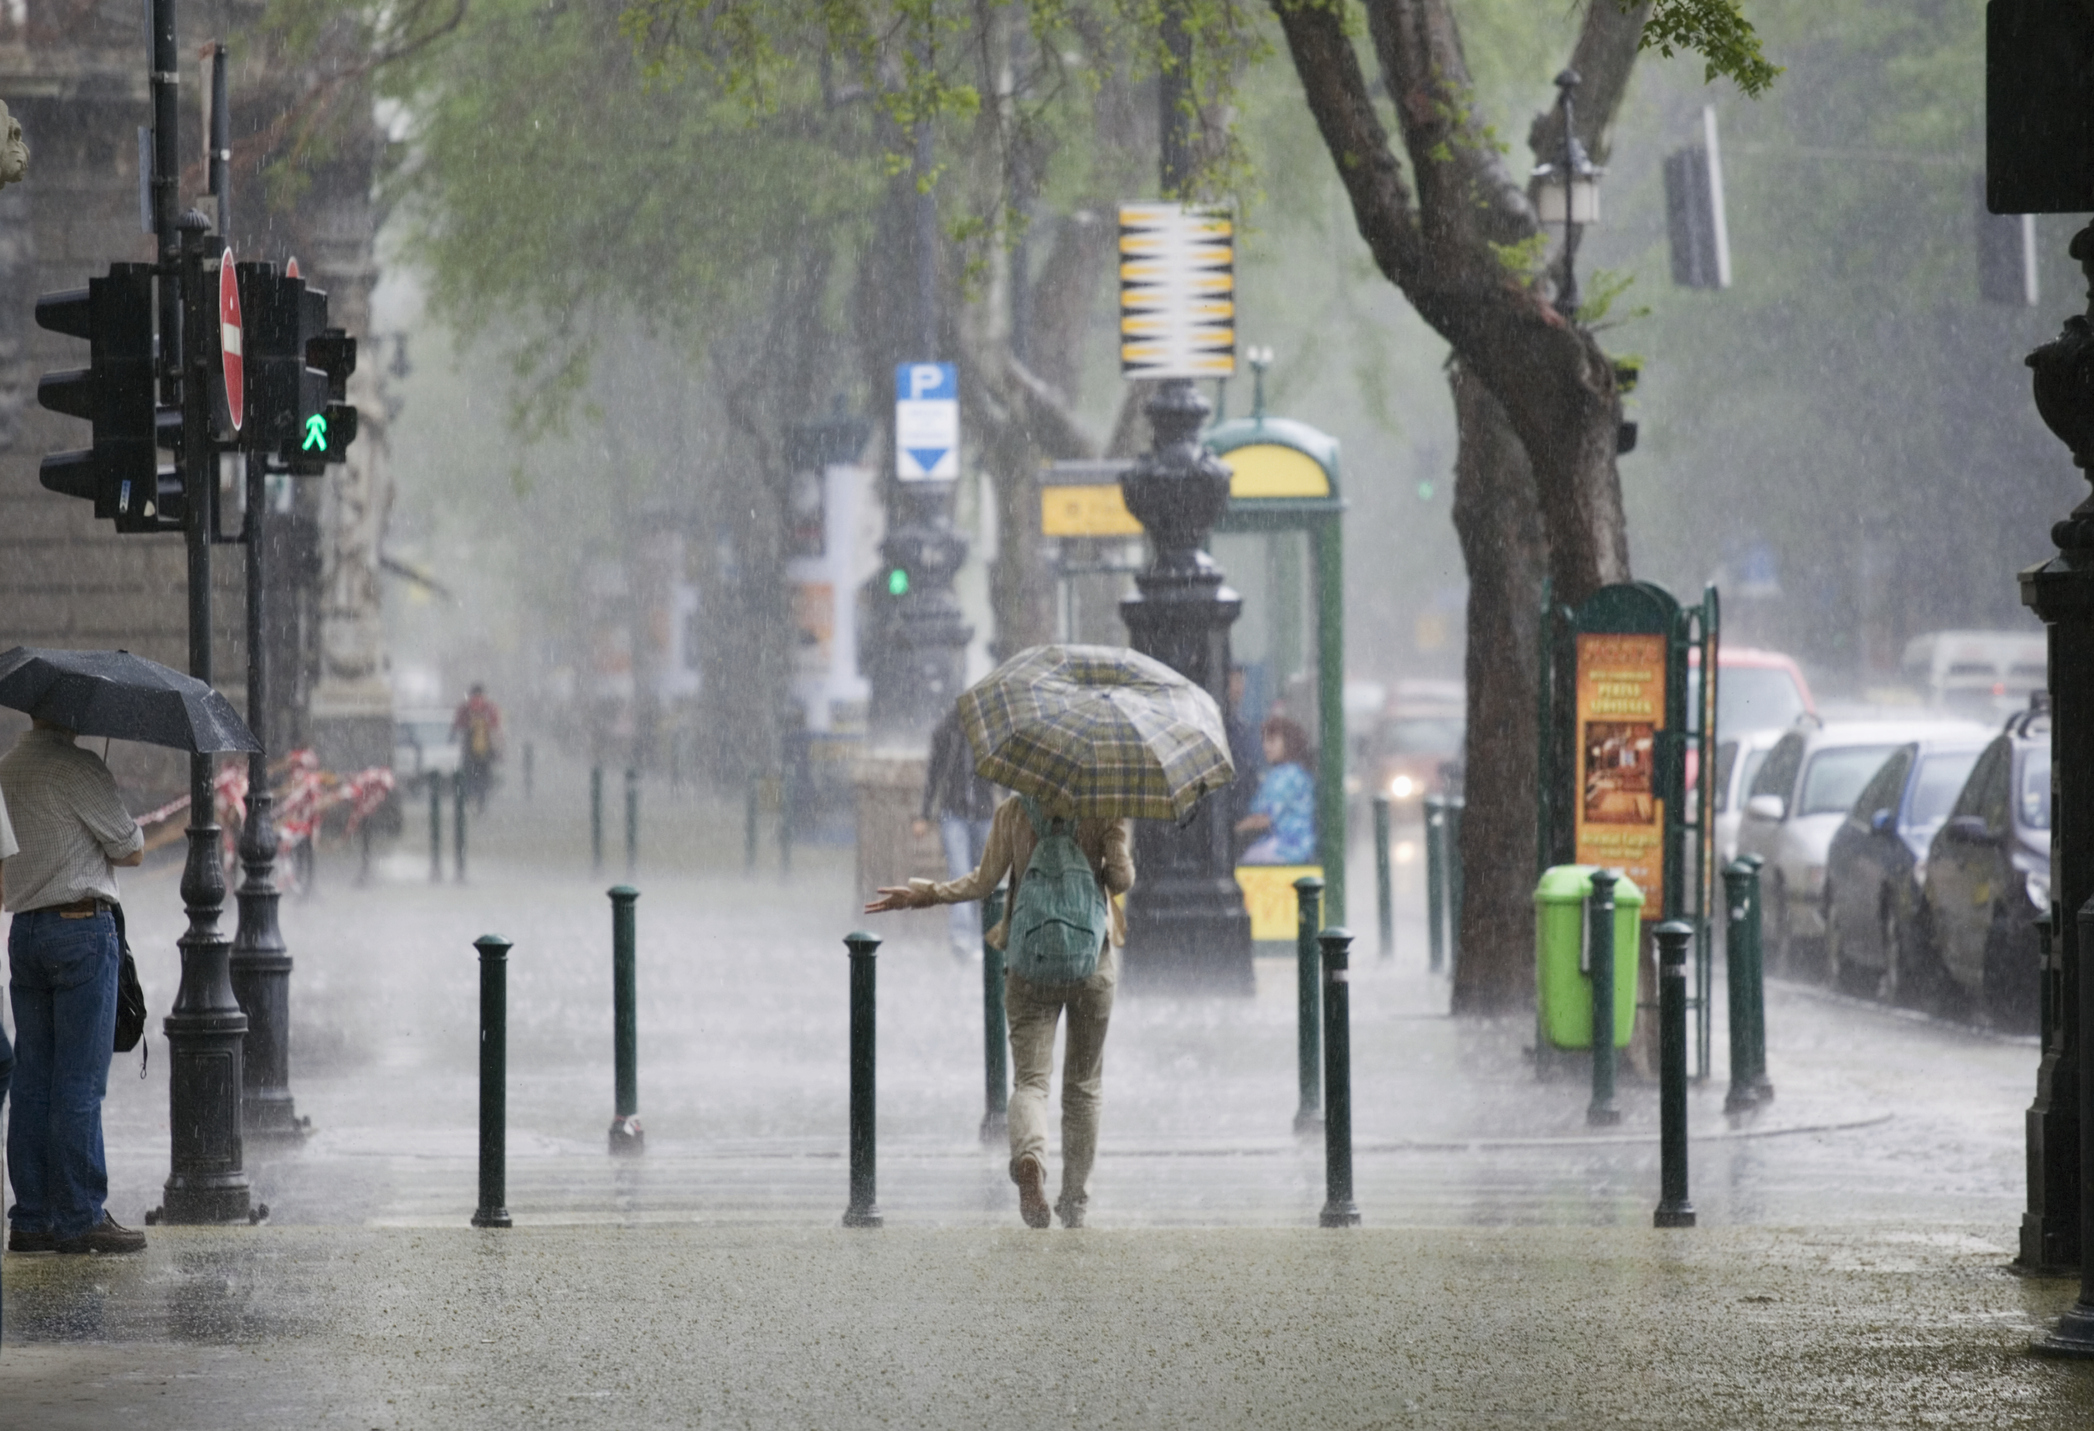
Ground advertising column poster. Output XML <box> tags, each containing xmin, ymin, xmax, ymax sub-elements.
<box><xmin>1573</xmin><ymin>633</ymin><xmax>1666</xmax><ymax>917</ymax></box>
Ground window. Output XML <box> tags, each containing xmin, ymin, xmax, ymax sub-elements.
<box><xmin>1751</xmin><ymin>733</ymin><xmax>1805</xmax><ymax>800</ymax></box>
<box><xmin>2018</xmin><ymin>745</ymin><xmax>2053</xmax><ymax>831</ymax></box>
<box><xmin>1952</xmin><ymin>740</ymin><xmax>2006</xmax><ymax>821</ymax></box>
<box><xmin>1797</xmin><ymin>745</ymin><xmax>1901</xmax><ymax>817</ymax></box>
<box><xmin>1852</xmin><ymin>747</ymin><xmax>1914</xmax><ymax>825</ymax></box>
<box><xmin>1909</xmin><ymin>750</ymin><xmax>1982</xmax><ymax>830</ymax></box>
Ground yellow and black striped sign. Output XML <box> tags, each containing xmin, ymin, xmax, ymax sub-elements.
<box><xmin>1119</xmin><ymin>203</ymin><xmax>1235</xmax><ymax>379</ymax></box>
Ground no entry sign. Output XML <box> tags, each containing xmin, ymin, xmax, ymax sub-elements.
<box><xmin>219</xmin><ymin>248</ymin><xmax>243</xmax><ymax>432</ymax></box>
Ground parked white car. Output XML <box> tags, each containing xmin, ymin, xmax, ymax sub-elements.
<box><xmin>1735</xmin><ymin>717</ymin><xmax>1987</xmax><ymax>972</ymax></box>
<box><xmin>1713</xmin><ymin>725</ymin><xmax>1787</xmax><ymax>868</ymax></box>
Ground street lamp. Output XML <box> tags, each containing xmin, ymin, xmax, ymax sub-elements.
<box><xmin>1529</xmin><ymin>69</ymin><xmax>1604</xmax><ymax>320</ymax></box>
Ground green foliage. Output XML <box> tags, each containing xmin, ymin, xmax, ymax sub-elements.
<box><xmin>1637</xmin><ymin>0</ymin><xmax>1781</xmax><ymax>97</ymax></box>
<box><xmin>1575</xmin><ymin>267</ymin><xmax>1647</xmax><ymax>328</ymax></box>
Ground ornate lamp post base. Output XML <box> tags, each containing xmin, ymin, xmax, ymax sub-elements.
<box><xmin>1119</xmin><ymin>378</ymin><xmax>1254</xmax><ymax>994</ymax></box>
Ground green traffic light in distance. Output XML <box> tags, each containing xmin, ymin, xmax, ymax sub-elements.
<box><xmin>303</xmin><ymin>413</ymin><xmax>328</xmax><ymax>452</ymax></box>
<box><xmin>1416</xmin><ymin>479</ymin><xmax>1434</xmax><ymax>501</ymax></box>
<box><xmin>888</xmin><ymin>567</ymin><xmax>910</xmax><ymax>596</ymax></box>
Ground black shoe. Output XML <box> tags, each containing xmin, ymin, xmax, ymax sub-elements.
<box><xmin>7</xmin><ymin>1226</ymin><xmax>55</xmax><ymax>1253</ymax></box>
<box><xmin>56</xmin><ymin>1214</ymin><xmax>146</xmax><ymax>1256</ymax></box>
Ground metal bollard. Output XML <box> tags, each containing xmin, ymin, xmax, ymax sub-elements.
<box><xmin>1424</xmin><ymin>795</ymin><xmax>1447</xmax><ymax>973</ymax></box>
<box><xmin>523</xmin><ymin>741</ymin><xmax>534</xmax><ymax>802</ymax></box>
<box><xmin>1722</xmin><ymin>859</ymin><xmax>1760</xmax><ymax>1113</ymax></box>
<box><xmin>1741</xmin><ymin>853</ymin><xmax>1773</xmax><ymax>1102</ymax></box>
<box><xmin>980</xmin><ymin>888</ymin><xmax>1008</xmax><ymax>1143</ymax></box>
<box><xmin>1293</xmin><ymin>875</ymin><xmax>1325</xmax><ymax>1134</ymax></box>
<box><xmin>624</xmin><ymin>766</ymin><xmax>639</xmax><ymax>874</ymax></box>
<box><xmin>1372</xmin><ymin>794</ymin><xmax>1394</xmax><ymax>962</ymax></box>
<box><xmin>453</xmin><ymin>768</ymin><xmax>468</xmax><ymax>884</ymax></box>
<box><xmin>608</xmin><ymin>886</ymin><xmax>643</xmax><ymax>1154</ymax></box>
<box><xmin>1446</xmin><ymin>795</ymin><xmax>1466</xmax><ymax>975</ymax></box>
<box><xmin>778</xmin><ymin>762</ymin><xmax>795</xmax><ymax>876</ymax></box>
<box><xmin>1318</xmin><ymin>928</ymin><xmax>1361</xmax><ymax>1227</ymax></box>
<box><xmin>590</xmin><ymin>765</ymin><xmax>604</xmax><ymax>874</ymax></box>
<box><xmin>744</xmin><ymin>773</ymin><xmax>759</xmax><ymax>875</ymax></box>
<box><xmin>428</xmin><ymin>773</ymin><xmax>443</xmax><ymax>884</ymax></box>
<box><xmin>1654</xmin><ymin>920</ymin><xmax>1697</xmax><ymax>1227</ymax></box>
<box><xmin>471</xmin><ymin>934</ymin><xmax>513</xmax><ymax>1228</ymax></box>
<box><xmin>1586</xmin><ymin>867</ymin><xmax>1623</xmax><ymax>1126</ymax></box>
<box><xmin>843</xmin><ymin>932</ymin><xmax>882</xmax><ymax>1227</ymax></box>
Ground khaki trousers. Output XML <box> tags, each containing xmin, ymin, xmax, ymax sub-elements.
<box><xmin>1004</xmin><ymin>942</ymin><xmax>1117</xmax><ymax>1217</ymax></box>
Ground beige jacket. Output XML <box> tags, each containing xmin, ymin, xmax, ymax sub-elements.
<box><xmin>910</xmin><ymin>794</ymin><xmax>1134</xmax><ymax>950</ymax></box>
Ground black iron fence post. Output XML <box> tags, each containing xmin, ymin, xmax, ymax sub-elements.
<box><xmin>1372</xmin><ymin>794</ymin><xmax>1394</xmax><ymax>961</ymax></box>
<box><xmin>2035</xmin><ymin>898</ymin><xmax>2094</xmax><ymax>1355</ymax></box>
<box><xmin>1586</xmin><ymin>867</ymin><xmax>1622</xmax><ymax>1126</ymax></box>
<box><xmin>590</xmin><ymin>765</ymin><xmax>604</xmax><ymax>874</ymax></box>
<box><xmin>1294</xmin><ymin>875</ymin><xmax>1324</xmax><ymax>1134</ymax></box>
<box><xmin>471</xmin><ymin>934</ymin><xmax>512</xmax><ymax>1228</ymax></box>
<box><xmin>843</xmin><ymin>931</ymin><xmax>882</xmax><ymax>1228</ymax></box>
<box><xmin>1722</xmin><ymin>860</ymin><xmax>1759</xmax><ymax>1113</ymax></box>
<box><xmin>1654</xmin><ymin>920</ymin><xmax>1697</xmax><ymax>1228</ymax></box>
<box><xmin>522</xmin><ymin>741</ymin><xmax>533</xmax><ymax>801</ymax></box>
<box><xmin>624</xmin><ymin>765</ymin><xmax>639</xmax><ymax>874</ymax></box>
<box><xmin>428</xmin><ymin>774</ymin><xmax>442</xmax><ymax>883</ymax></box>
<box><xmin>608</xmin><ymin>886</ymin><xmax>643</xmax><ymax>1155</ymax></box>
<box><xmin>1741</xmin><ymin>853</ymin><xmax>1772</xmax><ymax>1101</ymax></box>
<box><xmin>452</xmin><ymin>770</ymin><xmax>467</xmax><ymax>884</ymax></box>
<box><xmin>1424</xmin><ymin>795</ymin><xmax>1447</xmax><ymax>973</ymax></box>
<box><xmin>1317</xmin><ymin>928</ymin><xmax>1360</xmax><ymax>1227</ymax></box>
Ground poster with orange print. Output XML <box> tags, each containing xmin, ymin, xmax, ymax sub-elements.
<box><xmin>1574</xmin><ymin>633</ymin><xmax>1666</xmax><ymax>917</ymax></box>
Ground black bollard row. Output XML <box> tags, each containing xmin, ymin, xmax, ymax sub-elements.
<box><xmin>428</xmin><ymin>772</ymin><xmax>443</xmax><ymax>884</ymax></box>
<box><xmin>843</xmin><ymin>931</ymin><xmax>882</xmax><ymax>1228</ymax></box>
<box><xmin>453</xmin><ymin>769</ymin><xmax>468</xmax><ymax>884</ymax></box>
<box><xmin>624</xmin><ymin>766</ymin><xmax>639</xmax><ymax>874</ymax></box>
<box><xmin>1372</xmin><ymin>794</ymin><xmax>1394</xmax><ymax>963</ymax></box>
<box><xmin>1318</xmin><ymin>928</ymin><xmax>1361</xmax><ymax>1227</ymax></box>
<box><xmin>471</xmin><ymin>934</ymin><xmax>512</xmax><ymax>1229</ymax></box>
<box><xmin>590</xmin><ymin>765</ymin><xmax>605</xmax><ymax>874</ymax></box>
<box><xmin>1654</xmin><ymin>920</ymin><xmax>1697</xmax><ymax>1229</ymax></box>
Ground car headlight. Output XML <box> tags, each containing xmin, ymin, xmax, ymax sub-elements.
<box><xmin>2028</xmin><ymin>869</ymin><xmax>2052</xmax><ymax>912</ymax></box>
<box><xmin>1390</xmin><ymin>774</ymin><xmax>1416</xmax><ymax>799</ymax></box>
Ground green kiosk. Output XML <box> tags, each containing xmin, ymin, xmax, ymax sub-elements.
<box><xmin>1038</xmin><ymin>412</ymin><xmax>1347</xmax><ymax>932</ymax></box>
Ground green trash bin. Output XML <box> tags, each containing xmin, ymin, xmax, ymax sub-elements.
<box><xmin>1534</xmin><ymin>865</ymin><xmax>1644</xmax><ymax>1050</ymax></box>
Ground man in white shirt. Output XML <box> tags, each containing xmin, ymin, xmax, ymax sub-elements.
<box><xmin>0</xmin><ymin>719</ymin><xmax>145</xmax><ymax>1255</ymax></box>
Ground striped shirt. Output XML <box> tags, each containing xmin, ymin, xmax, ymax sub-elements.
<box><xmin>0</xmin><ymin>728</ymin><xmax>144</xmax><ymax>913</ymax></box>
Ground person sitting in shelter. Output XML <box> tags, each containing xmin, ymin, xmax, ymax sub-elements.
<box><xmin>1236</xmin><ymin>714</ymin><xmax>1316</xmax><ymax>865</ymax></box>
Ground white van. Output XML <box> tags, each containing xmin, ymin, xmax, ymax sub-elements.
<box><xmin>1900</xmin><ymin>630</ymin><xmax>2047</xmax><ymax>721</ymax></box>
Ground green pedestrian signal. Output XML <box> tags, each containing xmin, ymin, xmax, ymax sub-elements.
<box><xmin>303</xmin><ymin>412</ymin><xmax>328</xmax><ymax>452</ymax></box>
<box><xmin>887</xmin><ymin>567</ymin><xmax>909</xmax><ymax>596</ymax></box>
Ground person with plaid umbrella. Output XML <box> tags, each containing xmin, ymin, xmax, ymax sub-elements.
<box><xmin>865</xmin><ymin>645</ymin><xmax>1233</xmax><ymax>1229</ymax></box>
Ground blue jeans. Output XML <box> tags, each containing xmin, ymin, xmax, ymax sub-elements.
<box><xmin>7</xmin><ymin>908</ymin><xmax>119</xmax><ymax>1240</ymax></box>
<box><xmin>941</xmin><ymin>815</ymin><xmax>994</xmax><ymax>952</ymax></box>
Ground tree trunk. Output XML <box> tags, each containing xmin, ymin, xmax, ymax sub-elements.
<box><xmin>1271</xmin><ymin>0</ymin><xmax>1644</xmax><ymax>1012</ymax></box>
<box><xmin>1449</xmin><ymin>364</ymin><xmax>1548</xmax><ymax>1014</ymax></box>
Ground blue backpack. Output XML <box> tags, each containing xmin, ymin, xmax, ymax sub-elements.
<box><xmin>1006</xmin><ymin>796</ymin><xmax>1109</xmax><ymax>984</ymax></box>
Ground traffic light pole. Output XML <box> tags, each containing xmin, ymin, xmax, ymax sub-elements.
<box><xmin>154</xmin><ymin>0</ymin><xmax>251</xmax><ymax>1225</ymax></box>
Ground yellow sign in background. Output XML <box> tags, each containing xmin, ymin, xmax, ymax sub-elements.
<box><xmin>1573</xmin><ymin>632</ymin><xmax>1666</xmax><ymax>917</ymax></box>
<box><xmin>1235</xmin><ymin>864</ymin><xmax>1324</xmax><ymax>942</ymax></box>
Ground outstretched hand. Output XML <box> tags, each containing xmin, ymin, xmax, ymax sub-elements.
<box><xmin>864</xmin><ymin>886</ymin><xmax>925</xmax><ymax>914</ymax></box>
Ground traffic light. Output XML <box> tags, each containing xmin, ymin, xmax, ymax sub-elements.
<box><xmin>237</xmin><ymin>263</ymin><xmax>357</xmax><ymax>475</ymax></box>
<box><xmin>35</xmin><ymin>263</ymin><xmax>183</xmax><ymax>531</ymax></box>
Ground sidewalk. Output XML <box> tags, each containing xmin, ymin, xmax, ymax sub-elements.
<box><xmin>1</xmin><ymin>778</ymin><xmax>2085</xmax><ymax>1425</ymax></box>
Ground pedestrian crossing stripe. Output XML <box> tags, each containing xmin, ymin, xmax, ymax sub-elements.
<box><xmin>1119</xmin><ymin>203</ymin><xmax>1236</xmax><ymax>379</ymax></box>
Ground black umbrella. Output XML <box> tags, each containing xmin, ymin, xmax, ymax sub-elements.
<box><xmin>0</xmin><ymin>647</ymin><xmax>260</xmax><ymax>754</ymax></box>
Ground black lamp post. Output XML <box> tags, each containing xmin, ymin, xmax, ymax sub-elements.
<box><xmin>2027</xmin><ymin>224</ymin><xmax>2094</xmax><ymax>1357</ymax></box>
<box><xmin>1117</xmin><ymin>0</ymin><xmax>1254</xmax><ymax>992</ymax></box>
<box><xmin>1530</xmin><ymin>70</ymin><xmax>1603</xmax><ymax>321</ymax></box>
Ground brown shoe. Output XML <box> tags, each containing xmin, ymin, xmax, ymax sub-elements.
<box><xmin>1015</xmin><ymin>1154</ymin><xmax>1051</xmax><ymax>1229</ymax></box>
<box><xmin>56</xmin><ymin>1214</ymin><xmax>146</xmax><ymax>1256</ymax></box>
<box><xmin>7</xmin><ymin>1225</ymin><xmax>55</xmax><ymax>1253</ymax></box>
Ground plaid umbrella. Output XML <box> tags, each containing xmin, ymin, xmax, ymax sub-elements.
<box><xmin>958</xmin><ymin>644</ymin><xmax>1234</xmax><ymax>821</ymax></box>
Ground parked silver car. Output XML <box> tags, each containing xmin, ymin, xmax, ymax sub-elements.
<box><xmin>1735</xmin><ymin>718</ymin><xmax>1987</xmax><ymax>972</ymax></box>
<box><xmin>1712</xmin><ymin>725</ymin><xmax>1786</xmax><ymax>868</ymax></box>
